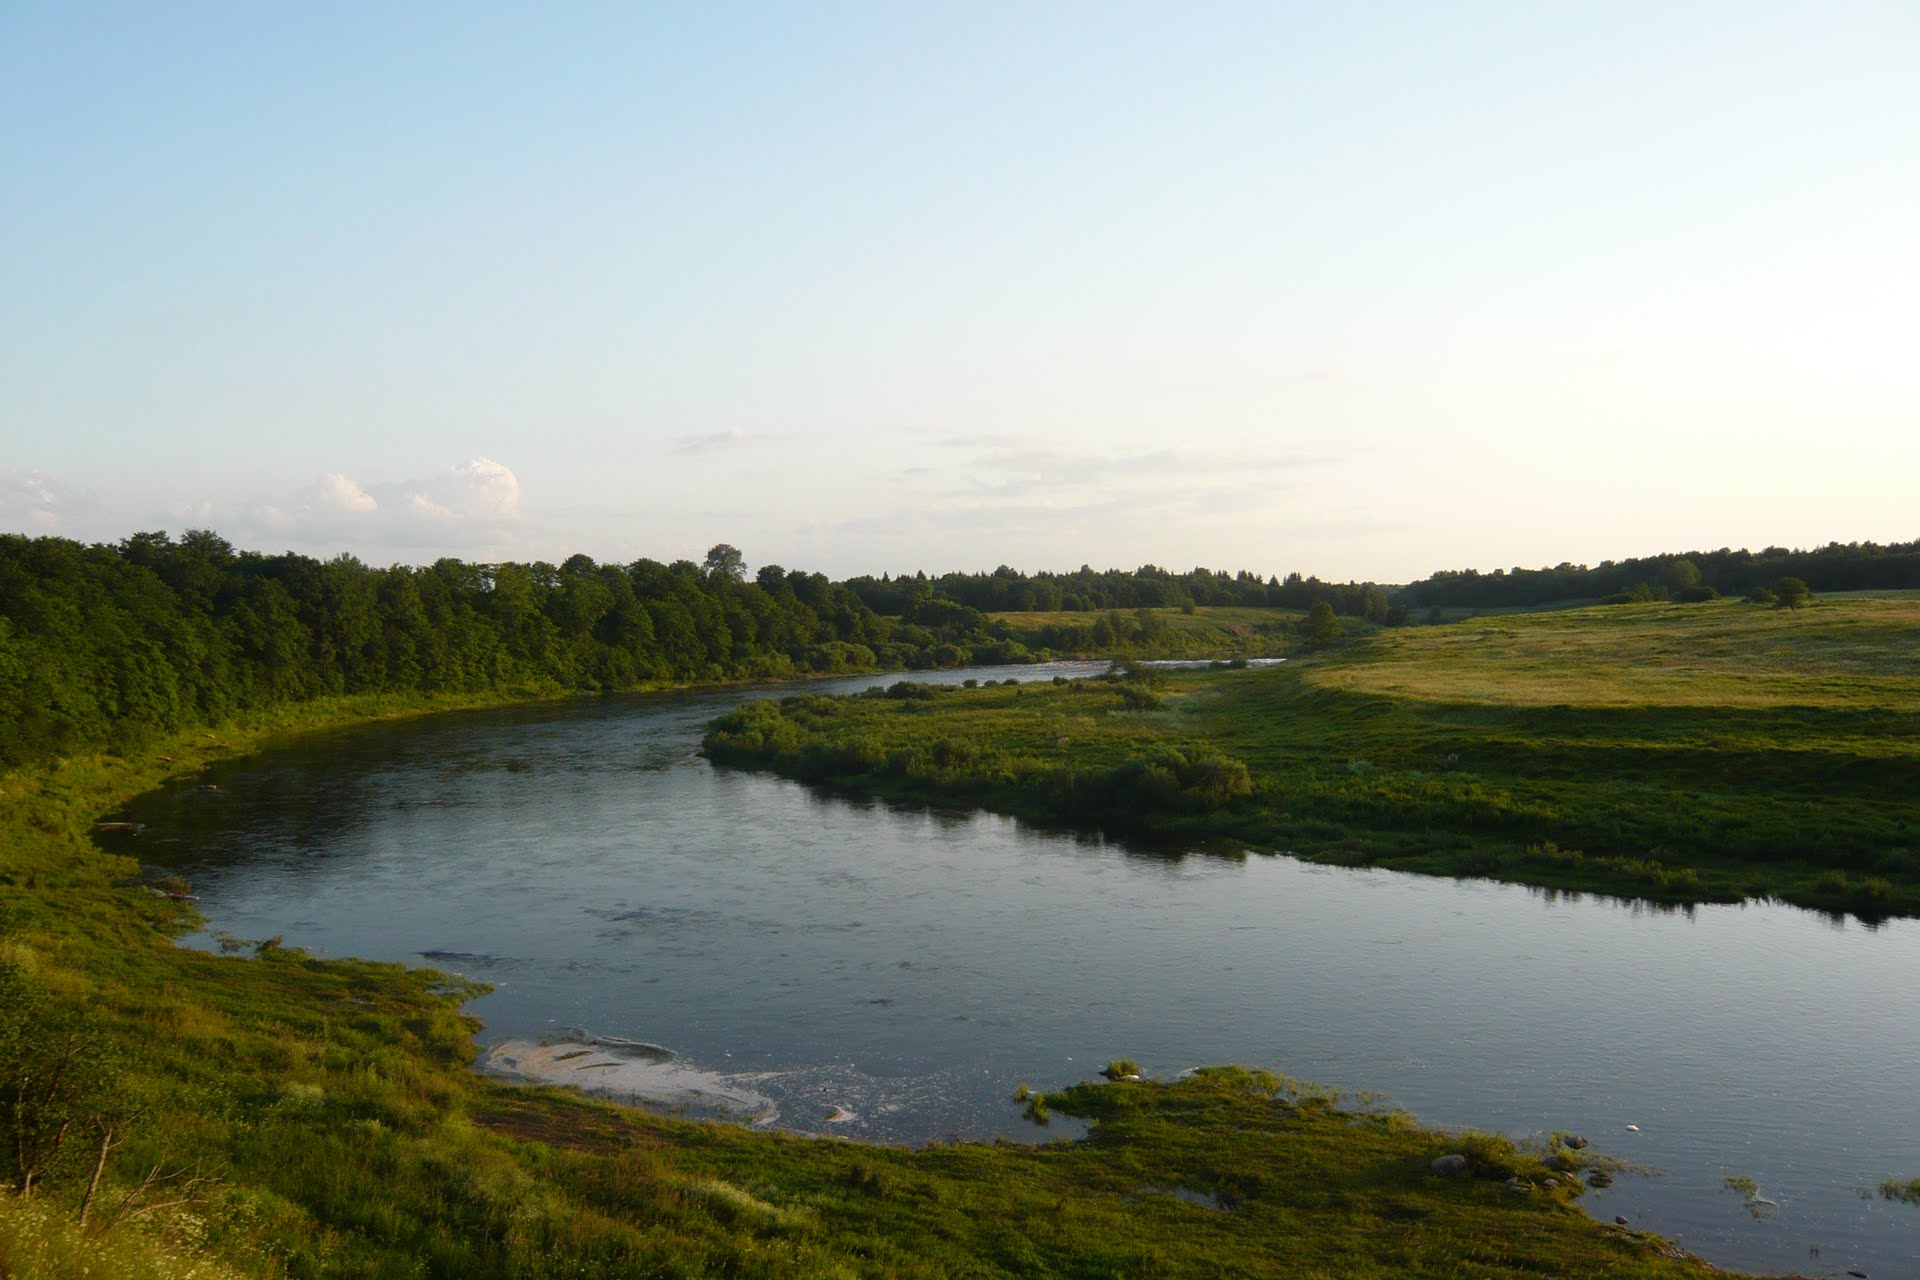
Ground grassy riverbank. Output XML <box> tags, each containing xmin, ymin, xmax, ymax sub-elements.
<box><xmin>0</xmin><ymin>692</ymin><xmax>1773</xmax><ymax>1276</ymax></box>
<box><xmin>704</xmin><ymin>597</ymin><xmax>1920</xmax><ymax>918</ymax></box>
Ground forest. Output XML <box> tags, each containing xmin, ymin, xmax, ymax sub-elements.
<box><xmin>0</xmin><ymin>532</ymin><xmax>1037</xmax><ymax>770</ymax></box>
<box><xmin>843</xmin><ymin>563</ymin><xmax>1396</xmax><ymax>621</ymax></box>
<box><xmin>1398</xmin><ymin>539</ymin><xmax>1920</xmax><ymax>609</ymax></box>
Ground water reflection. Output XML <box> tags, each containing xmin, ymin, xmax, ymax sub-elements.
<box><xmin>100</xmin><ymin>663</ymin><xmax>1920</xmax><ymax>1279</ymax></box>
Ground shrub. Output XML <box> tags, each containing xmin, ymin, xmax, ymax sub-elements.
<box><xmin>1301</xmin><ymin>602</ymin><xmax>1340</xmax><ymax>646</ymax></box>
<box><xmin>884</xmin><ymin>681</ymin><xmax>940</xmax><ymax>701</ymax></box>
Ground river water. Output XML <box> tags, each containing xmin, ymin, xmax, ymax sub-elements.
<box><xmin>106</xmin><ymin>663</ymin><xmax>1920</xmax><ymax>1278</ymax></box>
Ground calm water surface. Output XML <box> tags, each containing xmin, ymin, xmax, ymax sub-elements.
<box><xmin>108</xmin><ymin>664</ymin><xmax>1920</xmax><ymax>1279</ymax></box>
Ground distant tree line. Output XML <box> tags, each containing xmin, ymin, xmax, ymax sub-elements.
<box><xmin>0</xmin><ymin>532</ymin><xmax>1040</xmax><ymax>770</ymax></box>
<box><xmin>1398</xmin><ymin>540</ymin><xmax>1920</xmax><ymax>610</ymax></box>
<box><xmin>843</xmin><ymin>564</ymin><xmax>1396</xmax><ymax>622</ymax></box>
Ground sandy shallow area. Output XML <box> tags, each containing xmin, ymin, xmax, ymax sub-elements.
<box><xmin>481</xmin><ymin>1036</ymin><xmax>778</xmax><ymax>1124</ymax></box>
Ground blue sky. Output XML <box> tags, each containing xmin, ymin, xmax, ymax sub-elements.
<box><xmin>4</xmin><ymin>2</ymin><xmax>1916</xmax><ymax>581</ymax></box>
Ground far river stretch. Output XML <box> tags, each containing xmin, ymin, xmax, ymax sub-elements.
<box><xmin>107</xmin><ymin>663</ymin><xmax>1920</xmax><ymax>1279</ymax></box>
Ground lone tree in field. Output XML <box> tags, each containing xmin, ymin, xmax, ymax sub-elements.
<box><xmin>702</xmin><ymin>543</ymin><xmax>746</xmax><ymax>583</ymax></box>
<box><xmin>1301</xmin><ymin>601</ymin><xmax>1341</xmax><ymax>647</ymax></box>
<box><xmin>1773</xmin><ymin>577</ymin><xmax>1812</xmax><ymax>610</ymax></box>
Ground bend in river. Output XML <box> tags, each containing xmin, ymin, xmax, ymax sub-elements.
<box><xmin>104</xmin><ymin>663</ymin><xmax>1920</xmax><ymax>1279</ymax></box>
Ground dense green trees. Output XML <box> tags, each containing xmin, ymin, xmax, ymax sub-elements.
<box><xmin>1402</xmin><ymin>541</ymin><xmax>1919</xmax><ymax>610</ymax></box>
<box><xmin>0</xmin><ymin>532</ymin><xmax>1039</xmax><ymax>770</ymax></box>
<box><xmin>844</xmin><ymin>563</ymin><xmax>1390</xmax><ymax>619</ymax></box>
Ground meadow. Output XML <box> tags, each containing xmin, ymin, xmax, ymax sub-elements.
<box><xmin>704</xmin><ymin>598</ymin><xmax>1920</xmax><ymax>918</ymax></box>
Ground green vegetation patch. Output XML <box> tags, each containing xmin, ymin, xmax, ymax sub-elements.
<box><xmin>704</xmin><ymin>601</ymin><xmax>1920</xmax><ymax>918</ymax></box>
<box><xmin>1882</xmin><ymin>1176</ymin><xmax>1920</xmax><ymax>1206</ymax></box>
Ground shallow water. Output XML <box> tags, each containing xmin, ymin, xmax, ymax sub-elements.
<box><xmin>106</xmin><ymin>663</ymin><xmax>1920</xmax><ymax>1278</ymax></box>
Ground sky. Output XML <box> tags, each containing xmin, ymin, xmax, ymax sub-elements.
<box><xmin>3</xmin><ymin>2</ymin><xmax>1916</xmax><ymax>584</ymax></box>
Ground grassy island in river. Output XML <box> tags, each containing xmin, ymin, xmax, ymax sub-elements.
<box><xmin>0</xmin><ymin>694</ymin><xmax>1789</xmax><ymax>1277</ymax></box>
<box><xmin>703</xmin><ymin>596</ymin><xmax>1920</xmax><ymax>919</ymax></box>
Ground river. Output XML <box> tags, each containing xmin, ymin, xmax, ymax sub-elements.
<box><xmin>103</xmin><ymin>663</ymin><xmax>1920</xmax><ymax>1278</ymax></box>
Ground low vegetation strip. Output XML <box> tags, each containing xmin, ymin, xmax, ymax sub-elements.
<box><xmin>703</xmin><ymin>600</ymin><xmax>1920</xmax><ymax>918</ymax></box>
<box><xmin>0</xmin><ymin>695</ymin><xmax>1769</xmax><ymax>1276</ymax></box>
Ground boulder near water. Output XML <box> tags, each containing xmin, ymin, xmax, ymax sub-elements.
<box><xmin>1430</xmin><ymin>1154</ymin><xmax>1469</xmax><ymax>1176</ymax></box>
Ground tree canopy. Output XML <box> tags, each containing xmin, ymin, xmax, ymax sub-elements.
<box><xmin>0</xmin><ymin>532</ymin><xmax>1033</xmax><ymax>770</ymax></box>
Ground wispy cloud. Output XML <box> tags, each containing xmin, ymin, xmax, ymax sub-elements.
<box><xmin>0</xmin><ymin>470</ymin><xmax>67</xmax><ymax>531</ymax></box>
<box><xmin>787</xmin><ymin>435</ymin><xmax>1355</xmax><ymax>573</ymax></box>
<box><xmin>936</xmin><ymin>431</ymin><xmax>1027</xmax><ymax>450</ymax></box>
<box><xmin>927</xmin><ymin>441</ymin><xmax>1336</xmax><ymax>507</ymax></box>
<box><xmin>674</xmin><ymin>429</ymin><xmax>773</xmax><ymax>455</ymax></box>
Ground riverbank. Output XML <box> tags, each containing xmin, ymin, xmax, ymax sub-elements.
<box><xmin>1</xmin><ymin>687</ymin><xmax>1777</xmax><ymax>1277</ymax></box>
<box><xmin>702</xmin><ymin>598</ymin><xmax>1920</xmax><ymax>919</ymax></box>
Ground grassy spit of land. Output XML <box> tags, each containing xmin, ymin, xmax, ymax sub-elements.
<box><xmin>704</xmin><ymin>597</ymin><xmax>1920</xmax><ymax>919</ymax></box>
<box><xmin>0</xmin><ymin>693</ymin><xmax>1777</xmax><ymax>1277</ymax></box>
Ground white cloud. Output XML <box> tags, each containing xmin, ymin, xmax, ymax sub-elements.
<box><xmin>316</xmin><ymin>472</ymin><xmax>378</xmax><ymax>513</ymax></box>
<box><xmin>449</xmin><ymin>456</ymin><xmax>521</xmax><ymax>517</ymax></box>
<box><xmin>0</xmin><ymin>470</ymin><xmax>66</xmax><ymax>530</ymax></box>
<box><xmin>201</xmin><ymin>457</ymin><xmax>530</xmax><ymax>560</ymax></box>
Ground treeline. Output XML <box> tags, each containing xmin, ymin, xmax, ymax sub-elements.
<box><xmin>0</xmin><ymin>532</ymin><xmax>1041</xmax><ymax>770</ymax></box>
<box><xmin>845</xmin><ymin>564</ymin><xmax>1395</xmax><ymax>621</ymax></box>
<box><xmin>1401</xmin><ymin>540</ymin><xmax>1920</xmax><ymax>610</ymax></box>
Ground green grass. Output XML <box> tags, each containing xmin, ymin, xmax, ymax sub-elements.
<box><xmin>0</xmin><ymin>1189</ymin><xmax>251</xmax><ymax>1280</ymax></box>
<box><xmin>703</xmin><ymin>598</ymin><xmax>1920</xmax><ymax>918</ymax></box>
<box><xmin>0</xmin><ymin>688</ymin><xmax>1783</xmax><ymax>1277</ymax></box>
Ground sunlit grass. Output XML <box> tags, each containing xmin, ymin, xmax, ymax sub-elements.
<box><xmin>1317</xmin><ymin>599</ymin><xmax>1920</xmax><ymax>710</ymax></box>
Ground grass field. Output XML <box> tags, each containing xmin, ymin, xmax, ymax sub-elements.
<box><xmin>705</xmin><ymin>598</ymin><xmax>1920</xmax><ymax>918</ymax></box>
<box><xmin>1323</xmin><ymin>598</ymin><xmax>1920</xmax><ymax>709</ymax></box>
<box><xmin>0</xmin><ymin>691</ymin><xmax>1768</xmax><ymax>1277</ymax></box>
